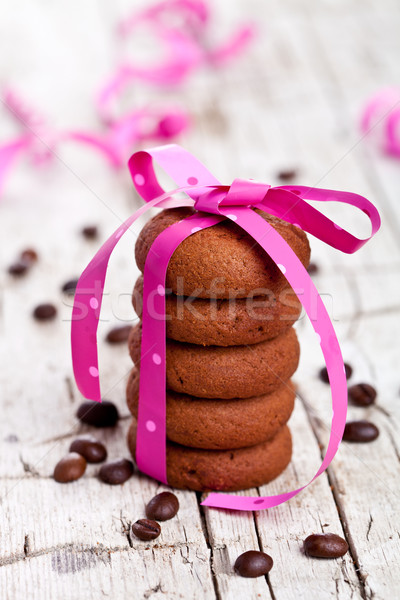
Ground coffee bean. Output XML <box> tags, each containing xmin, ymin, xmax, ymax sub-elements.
<box><xmin>99</xmin><ymin>458</ymin><xmax>134</xmax><ymax>485</ymax></box>
<box><xmin>131</xmin><ymin>519</ymin><xmax>161</xmax><ymax>541</ymax></box>
<box><xmin>54</xmin><ymin>452</ymin><xmax>86</xmax><ymax>483</ymax></box>
<box><xmin>105</xmin><ymin>325</ymin><xmax>132</xmax><ymax>344</ymax></box>
<box><xmin>277</xmin><ymin>168</ymin><xmax>297</xmax><ymax>181</ymax></box>
<box><xmin>82</xmin><ymin>225</ymin><xmax>98</xmax><ymax>239</ymax></box>
<box><xmin>319</xmin><ymin>363</ymin><xmax>352</xmax><ymax>383</ymax></box>
<box><xmin>304</xmin><ymin>533</ymin><xmax>348</xmax><ymax>558</ymax></box>
<box><xmin>69</xmin><ymin>436</ymin><xmax>107</xmax><ymax>463</ymax></box>
<box><xmin>343</xmin><ymin>420</ymin><xmax>379</xmax><ymax>443</ymax></box>
<box><xmin>8</xmin><ymin>261</ymin><xmax>30</xmax><ymax>276</ymax></box>
<box><xmin>76</xmin><ymin>400</ymin><xmax>119</xmax><ymax>427</ymax></box>
<box><xmin>62</xmin><ymin>279</ymin><xmax>79</xmax><ymax>295</ymax></box>
<box><xmin>234</xmin><ymin>551</ymin><xmax>273</xmax><ymax>578</ymax></box>
<box><xmin>307</xmin><ymin>262</ymin><xmax>319</xmax><ymax>275</ymax></box>
<box><xmin>145</xmin><ymin>492</ymin><xmax>179</xmax><ymax>521</ymax></box>
<box><xmin>20</xmin><ymin>248</ymin><xmax>38</xmax><ymax>263</ymax></box>
<box><xmin>33</xmin><ymin>303</ymin><xmax>57</xmax><ymax>321</ymax></box>
<box><xmin>348</xmin><ymin>383</ymin><xmax>377</xmax><ymax>406</ymax></box>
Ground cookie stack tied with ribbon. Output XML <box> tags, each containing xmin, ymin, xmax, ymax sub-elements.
<box><xmin>126</xmin><ymin>206</ymin><xmax>311</xmax><ymax>491</ymax></box>
<box><xmin>71</xmin><ymin>144</ymin><xmax>380</xmax><ymax>511</ymax></box>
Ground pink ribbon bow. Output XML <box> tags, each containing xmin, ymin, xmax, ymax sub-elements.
<box><xmin>0</xmin><ymin>89</ymin><xmax>189</xmax><ymax>195</ymax></box>
<box><xmin>71</xmin><ymin>144</ymin><xmax>380</xmax><ymax>511</ymax></box>
<box><xmin>97</xmin><ymin>0</ymin><xmax>255</xmax><ymax>121</ymax></box>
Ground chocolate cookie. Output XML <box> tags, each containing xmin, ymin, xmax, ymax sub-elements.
<box><xmin>126</xmin><ymin>367</ymin><xmax>295</xmax><ymax>449</ymax></box>
<box><xmin>127</xmin><ymin>418</ymin><xmax>292</xmax><ymax>491</ymax></box>
<box><xmin>128</xmin><ymin>323</ymin><xmax>300</xmax><ymax>399</ymax></box>
<box><xmin>133</xmin><ymin>275</ymin><xmax>301</xmax><ymax>346</ymax></box>
<box><xmin>135</xmin><ymin>208</ymin><xmax>310</xmax><ymax>298</ymax></box>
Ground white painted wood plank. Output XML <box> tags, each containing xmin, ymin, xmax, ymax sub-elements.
<box><xmin>0</xmin><ymin>546</ymin><xmax>214</xmax><ymax>600</ymax></box>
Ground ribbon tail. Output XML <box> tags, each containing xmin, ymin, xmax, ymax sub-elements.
<box><xmin>202</xmin><ymin>207</ymin><xmax>347</xmax><ymax>510</ymax></box>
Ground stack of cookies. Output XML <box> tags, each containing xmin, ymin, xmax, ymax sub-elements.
<box><xmin>127</xmin><ymin>208</ymin><xmax>310</xmax><ymax>492</ymax></box>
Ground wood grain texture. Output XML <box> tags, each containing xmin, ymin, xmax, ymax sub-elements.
<box><xmin>0</xmin><ymin>0</ymin><xmax>399</xmax><ymax>598</ymax></box>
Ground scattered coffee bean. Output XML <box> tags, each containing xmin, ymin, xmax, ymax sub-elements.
<box><xmin>131</xmin><ymin>519</ymin><xmax>161</xmax><ymax>541</ymax></box>
<box><xmin>234</xmin><ymin>551</ymin><xmax>273</xmax><ymax>578</ymax></box>
<box><xmin>20</xmin><ymin>248</ymin><xmax>38</xmax><ymax>263</ymax></box>
<box><xmin>54</xmin><ymin>452</ymin><xmax>87</xmax><ymax>483</ymax></box>
<box><xmin>307</xmin><ymin>262</ymin><xmax>319</xmax><ymax>275</ymax></box>
<box><xmin>33</xmin><ymin>303</ymin><xmax>57</xmax><ymax>321</ymax></box>
<box><xmin>105</xmin><ymin>325</ymin><xmax>132</xmax><ymax>344</ymax></box>
<box><xmin>76</xmin><ymin>399</ymin><xmax>119</xmax><ymax>427</ymax></box>
<box><xmin>99</xmin><ymin>458</ymin><xmax>134</xmax><ymax>485</ymax></box>
<box><xmin>82</xmin><ymin>225</ymin><xmax>98</xmax><ymax>239</ymax></box>
<box><xmin>343</xmin><ymin>420</ymin><xmax>379</xmax><ymax>443</ymax></box>
<box><xmin>304</xmin><ymin>533</ymin><xmax>348</xmax><ymax>558</ymax></box>
<box><xmin>348</xmin><ymin>383</ymin><xmax>377</xmax><ymax>406</ymax></box>
<box><xmin>145</xmin><ymin>492</ymin><xmax>179</xmax><ymax>521</ymax></box>
<box><xmin>8</xmin><ymin>248</ymin><xmax>38</xmax><ymax>276</ymax></box>
<box><xmin>277</xmin><ymin>168</ymin><xmax>297</xmax><ymax>181</ymax></box>
<box><xmin>62</xmin><ymin>279</ymin><xmax>79</xmax><ymax>295</ymax></box>
<box><xmin>69</xmin><ymin>436</ymin><xmax>107</xmax><ymax>463</ymax></box>
<box><xmin>319</xmin><ymin>363</ymin><xmax>352</xmax><ymax>383</ymax></box>
<box><xmin>8</xmin><ymin>261</ymin><xmax>29</xmax><ymax>276</ymax></box>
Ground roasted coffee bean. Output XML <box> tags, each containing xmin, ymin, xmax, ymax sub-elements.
<box><xmin>76</xmin><ymin>400</ymin><xmax>119</xmax><ymax>427</ymax></box>
<box><xmin>348</xmin><ymin>383</ymin><xmax>377</xmax><ymax>406</ymax></box>
<box><xmin>131</xmin><ymin>519</ymin><xmax>161</xmax><ymax>541</ymax></box>
<box><xmin>277</xmin><ymin>168</ymin><xmax>297</xmax><ymax>181</ymax></box>
<box><xmin>319</xmin><ymin>363</ymin><xmax>352</xmax><ymax>383</ymax></box>
<box><xmin>69</xmin><ymin>436</ymin><xmax>107</xmax><ymax>463</ymax></box>
<box><xmin>343</xmin><ymin>420</ymin><xmax>379</xmax><ymax>443</ymax></box>
<box><xmin>304</xmin><ymin>533</ymin><xmax>348</xmax><ymax>558</ymax></box>
<box><xmin>62</xmin><ymin>279</ymin><xmax>79</xmax><ymax>295</ymax></box>
<box><xmin>234</xmin><ymin>551</ymin><xmax>273</xmax><ymax>578</ymax></box>
<box><xmin>33</xmin><ymin>303</ymin><xmax>57</xmax><ymax>321</ymax></box>
<box><xmin>145</xmin><ymin>492</ymin><xmax>179</xmax><ymax>521</ymax></box>
<box><xmin>8</xmin><ymin>261</ymin><xmax>29</xmax><ymax>276</ymax></box>
<box><xmin>82</xmin><ymin>225</ymin><xmax>98</xmax><ymax>239</ymax></box>
<box><xmin>20</xmin><ymin>248</ymin><xmax>38</xmax><ymax>263</ymax></box>
<box><xmin>54</xmin><ymin>452</ymin><xmax>86</xmax><ymax>483</ymax></box>
<box><xmin>99</xmin><ymin>458</ymin><xmax>134</xmax><ymax>485</ymax></box>
<box><xmin>105</xmin><ymin>325</ymin><xmax>132</xmax><ymax>344</ymax></box>
<box><xmin>307</xmin><ymin>262</ymin><xmax>319</xmax><ymax>275</ymax></box>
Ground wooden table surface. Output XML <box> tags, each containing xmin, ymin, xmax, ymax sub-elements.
<box><xmin>0</xmin><ymin>1</ymin><xmax>399</xmax><ymax>598</ymax></box>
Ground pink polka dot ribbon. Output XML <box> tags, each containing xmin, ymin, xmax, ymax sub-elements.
<box><xmin>71</xmin><ymin>144</ymin><xmax>380</xmax><ymax>511</ymax></box>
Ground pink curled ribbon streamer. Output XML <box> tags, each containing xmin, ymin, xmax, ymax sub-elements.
<box><xmin>71</xmin><ymin>144</ymin><xmax>380</xmax><ymax>511</ymax></box>
<box><xmin>98</xmin><ymin>0</ymin><xmax>255</xmax><ymax>121</ymax></box>
<box><xmin>0</xmin><ymin>89</ymin><xmax>189</xmax><ymax>195</ymax></box>
<box><xmin>361</xmin><ymin>87</ymin><xmax>400</xmax><ymax>158</ymax></box>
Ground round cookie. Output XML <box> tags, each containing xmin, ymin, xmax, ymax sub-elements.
<box><xmin>128</xmin><ymin>323</ymin><xmax>300</xmax><ymax>399</ymax></box>
<box><xmin>133</xmin><ymin>275</ymin><xmax>301</xmax><ymax>346</ymax></box>
<box><xmin>135</xmin><ymin>207</ymin><xmax>310</xmax><ymax>298</ymax></box>
<box><xmin>126</xmin><ymin>367</ymin><xmax>295</xmax><ymax>449</ymax></box>
<box><xmin>128</xmin><ymin>418</ymin><xmax>292</xmax><ymax>492</ymax></box>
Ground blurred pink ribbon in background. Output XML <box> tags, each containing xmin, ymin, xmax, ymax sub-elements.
<box><xmin>1</xmin><ymin>0</ymin><xmax>254</xmax><ymax>197</ymax></box>
<box><xmin>361</xmin><ymin>87</ymin><xmax>400</xmax><ymax>158</ymax></box>
<box><xmin>97</xmin><ymin>0</ymin><xmax>255</xmax><ymax>121</ymax></box>
<box><xmin>0</xmin><ymin>89</ymin><xmax>189</xmax><ymax>195</ymax></box>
